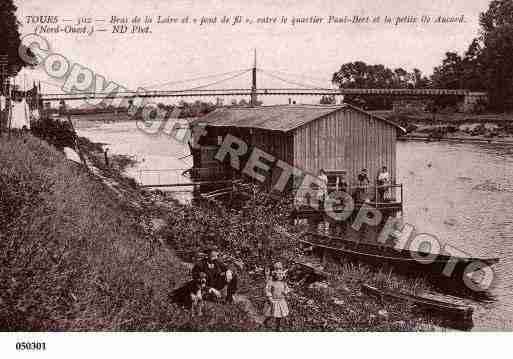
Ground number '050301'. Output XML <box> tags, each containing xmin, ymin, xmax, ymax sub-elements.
<box><xmin>16</xmin><ymin>342</ymin><xmax>46</xmax><ymax>350</ymax></box>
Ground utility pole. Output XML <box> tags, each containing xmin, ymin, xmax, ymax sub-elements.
<box><xmin>250</xmin><ymin>49</ymin><xmax>258</xmax><ymax>106</ymax></box>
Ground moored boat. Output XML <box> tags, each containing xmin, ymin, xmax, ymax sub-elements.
<box><xmin>297</xmin><ymin>232</ymin><xmax>500</xmax><ymax>296</ymax></box>
<box><xmin>362</xmin><ymin>284</ymin><xmax>474</xmax><ymax>330</ymax></box>
<box><xmin>303</xmin><ymin>231</ymin><xmax>500</xmax><ymax>267</ymax></box>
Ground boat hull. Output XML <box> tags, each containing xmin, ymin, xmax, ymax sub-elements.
<box><xmin>362</xmin><ymin>284</ymin><xmax>474</xmax><ymax>330</ymax></box>
<box><xmin>299</xmin><ymin>232</ymin><xmax>499</xmax><ymax>298</ymax></box>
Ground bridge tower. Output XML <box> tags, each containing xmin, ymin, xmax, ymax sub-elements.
<box><xmin>250</xmin><ymin>49</ymin><xmax>258</xmax><ymax>106</ymax></box>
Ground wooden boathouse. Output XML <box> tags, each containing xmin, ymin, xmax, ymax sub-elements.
<box><xmin>191</xmin><ymin>104</ymin><xmax>405</xmax><ymax>192</ymax></box>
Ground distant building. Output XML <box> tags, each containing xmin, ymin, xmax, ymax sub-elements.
<box><xmin>191</xmin><ymin>104</ymin><xmax>405</xmax><ymax>190</ymax></box>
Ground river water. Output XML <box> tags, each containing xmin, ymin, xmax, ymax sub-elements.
<box><xmin>77</xmin><ymin>121</ymin><xmax>513</xmax><ymax>330</ymax></box>
<box><xmin>397</xmin><ymin>140</ymin><xmax>513</xmax><ymax>330</ymax></box>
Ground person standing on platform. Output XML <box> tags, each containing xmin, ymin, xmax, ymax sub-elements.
<box><xmin>356</xmin><ymin>168</ymin><xmax>370</xmax><ymax>202</ymax></box>
<box><xmin>317</xmin><ymin>168</ymin><xmax>328</xmax><ymax>210</ymax></box>
<box><xmin>377</xmin><ymin>166</ymin><xmax>391</xmax><ymax>202</ymax></box>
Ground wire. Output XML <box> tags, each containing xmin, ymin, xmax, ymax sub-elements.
<box><xmin>177</xmin><ymin>69</ymin><xmax>251</xmax><ymax>91</ymax></box>
<box><xmin>142</xmin><ymin>68</ymin><xmax>252</xmax><ymax>89</ymax></box>
<box><xmin>38</xmin><ymin>69</ymin><xmax>250</xmax><ymax>95</ymax></box>
<box><xmin>261</xmin><ymin>68</ymin><xmax>332</xmax><ymax>85</ymax></box>
<box><xmin>258</xmin><ymin>69</ymin><xmax>330</xmax><ymax>90</ymax></box>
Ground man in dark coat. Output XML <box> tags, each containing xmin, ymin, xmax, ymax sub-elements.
<box><xmin>192</xmin><ymin>247</ymin><xmax>238</xmax><ymax>303</ymax></box>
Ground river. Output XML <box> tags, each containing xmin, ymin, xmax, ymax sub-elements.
<box><xmin>397</xmin><ymin>140</ymin><xmax>513</xmax><ymax>330</ymax></box>
<box><xmin>77</xmin><ymin>120</ymin><xmax>513</xmax><ymax>330</ymax></box>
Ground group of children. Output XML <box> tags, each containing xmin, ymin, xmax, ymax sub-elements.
<box><xmin>171</xmin><ymin>248</ymin><xmax>292</xmax><ymax>330</ymax></box>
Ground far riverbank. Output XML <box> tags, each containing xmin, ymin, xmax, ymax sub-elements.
<box><xmin>373</xmin><ymin>110</ymin><xmax>513</xmax><ymax>144</ymax></box>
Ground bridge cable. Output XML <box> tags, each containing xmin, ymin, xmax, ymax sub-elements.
<box><xmin>175</xmin><ymin>69</ymin><xmax>251</xmax><ymax>92</ymax></box>
<box><xmin>260</xmin><ymin>68</ymin><xmax>333</xmax><ymax>86</ymax></box>
<box><xmin>38</xmin><ymin>69</ymin><xmax>250</xmax><ymax>98</ymax></box>
<box><xmin>258</xmin><ymin>69</ymin><xmax>331</xmax><ymax>90</ymax></box>
<box><xmin>141</xmin><ymin>68</ymin><xmax>252</xmax><ymax>90</ymax></box>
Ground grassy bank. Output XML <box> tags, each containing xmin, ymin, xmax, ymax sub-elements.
<box><xmin>1</xmin><ymin>134</ymin><xmax>435</xmax><ymax>331</ymax></box>
<box><xmin>157</xmin><ymin>190</ymin><xmax>436</xmax><ymax>331</ymax></box>
<box><xmin>0</xmin><ymin>134</ymin><xmax>253</xmax><ymax>330</ymax></box>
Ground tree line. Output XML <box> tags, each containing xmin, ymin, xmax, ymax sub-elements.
<box><xmin>0</xmin><ymin>0</ymin><xmax>25</xmax><ymax>91</ymax></box>
<box><xmin>332</xmin><ymin>0</ymin><xmax>513</xmax><ymax>111</ymax></box>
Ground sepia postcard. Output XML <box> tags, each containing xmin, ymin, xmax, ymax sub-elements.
<box><xmin>1</xmin><ymin>0</ymin><xmax>513</xmax><ymax>357</ymax></box>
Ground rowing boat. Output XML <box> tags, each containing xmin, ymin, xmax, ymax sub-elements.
<box><xmin>299</xmin><ymin>232</ymin><xmax>500</xmax><ymax>283</ymax></box>
<box><xmin>362</xmin><ymin>284</ymin><xmax>474</xmax><ymax>330</ymax></box>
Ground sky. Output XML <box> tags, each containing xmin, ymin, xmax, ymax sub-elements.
<box><xmin>14</xmin><ymin>0</ymin><xmax>492</xmax><ymax>103</ymax></box>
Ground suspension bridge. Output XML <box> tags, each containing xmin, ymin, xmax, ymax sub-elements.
<box><xmin>37</xmin><ymin>51</ymin><xmax>483</xmax><ymax>106</ymax></box>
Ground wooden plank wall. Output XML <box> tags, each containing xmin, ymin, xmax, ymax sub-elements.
<box><xmin>252</xmin><ymin>129</ymin><xmax>294</xmax><ymax>189</ymax></box>
<box><xmin>293</xmin><ymin>108</ymin><xmax>397</xmax><ymax>186</ymax></box>
<box><xmin>199</xmin><ymin>126</ymin><xmax>294</xmax><ymax>188</ymax></box>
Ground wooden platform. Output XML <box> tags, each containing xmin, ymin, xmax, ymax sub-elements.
<box><xmin>291</xmin><ymin>201</ymin><xmax>403</xmax><ymax>221</ymax></box>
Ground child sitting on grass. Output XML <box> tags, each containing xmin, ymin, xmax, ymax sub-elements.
<box><xmin>263</xmin><ymin>262</ymin><xmax>292</xmax><ymax>331</ymax></box>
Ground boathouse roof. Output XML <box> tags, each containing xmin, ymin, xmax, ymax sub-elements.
<box><xmin>194</xmin><ymin>104</ymin><xmax>405</xmax><ymax>133</ymax></box>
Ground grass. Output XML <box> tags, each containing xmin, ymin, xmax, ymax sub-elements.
<box><xmin>235</xmin><ymin>257</ymin><xmax>433</xmax><ymax>331</ymax></box>
<box><xmin>0</xmin><ymin>133</ymin><xmax>435</xmax><ymax>331</ymax></box>
<box><xmin>0</xmin><ymin>134</ymin><xmax>254</xmax><ymax>331</ymax></box>
<box><xmin>157</xmin><ymin>191</ymin><xmax>436</xmax><ymax>331</ymax></box>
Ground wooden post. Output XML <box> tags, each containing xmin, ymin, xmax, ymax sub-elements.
<box><xmin>66</xmin><ymin>113</ymin><xmax>89</xmax><ymax>169</ymax></box>
<box><xmin>104</xmin><ymin>148</ymin><xmax>109</xmax><ymax>167</ymax></box>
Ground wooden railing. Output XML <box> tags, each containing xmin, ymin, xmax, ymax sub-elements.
<box><xmin>293</xmin><ymin>183</ymin><xmax>403</xmax><ymax>209</ymax></box>
<box><xmin>137</xmin><ymin>167</ymin><xmax>238</xmax><ymax>188</ymax></box>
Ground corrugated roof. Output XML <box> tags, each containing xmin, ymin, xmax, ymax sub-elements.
<box><xmin>194</xmin><ymin>104</ymin><xmax>404</xmax><ymax>133</ymax></box>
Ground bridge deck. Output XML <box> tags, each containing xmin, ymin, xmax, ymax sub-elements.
<box><xmin>40</xmin><ymin>88</ymin><xmax>472</xmax><ymax>101</ymax></box>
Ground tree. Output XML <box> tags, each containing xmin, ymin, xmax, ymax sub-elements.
<box><xmin>431</xmin><ymin>52</ymin><xmax>465</xmax><ymax>89</ymax></box>
<box><xmin>178</xmin><ymin>100</ymin><xmax>216</xmax><ymax>118</ymax></box>
<box><xmin>430</xmin><ymin>42</ymin><xmax>486</xmax><ymax>92</ymax></box>
<box><xmin>332</xmin><ymin>61</ymin><xmax>419</xmax><ymax>90</ymax></box>
<box><xmin>460</xmin><ymin>39</ymin><xmax>485</xmax><ymax>91</ymax></box>
<box><xmin>392</xmin><ymin>68</ymin><xmax>410</xmax><ymax>88</ymax></box>
<box><xmin>0</xmin><ymin>0</ymin><xmax>25</xmax><ymax>91</ymax></box>
<box><xmin>412</xmin><ymin>68</ymin><xmax>431</xmax><ymax>88</ymax></box>
<box><xmin>331</xmin><ymin>61</ymin><xmax>422</xmax><ymax>109</ymax></box>
<box><xmin>430</xmin><ymin>0</ymin><xmax>513</xmax><ymax>110</ymax></box>
<box><xmin>478</xmin><ymin>0</ymin><xmax>513</xmax><ymax>110</ymax></box>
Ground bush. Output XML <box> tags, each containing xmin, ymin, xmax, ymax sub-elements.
<box><xmin>30</xmin><ymin>117</ymin><xmax>75</xmax><ymax>150</ymax></box>
<box><xmin>160</xmin><ymin>186</ymin><xmax>295</xmax><ymax>268</ymax></box>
